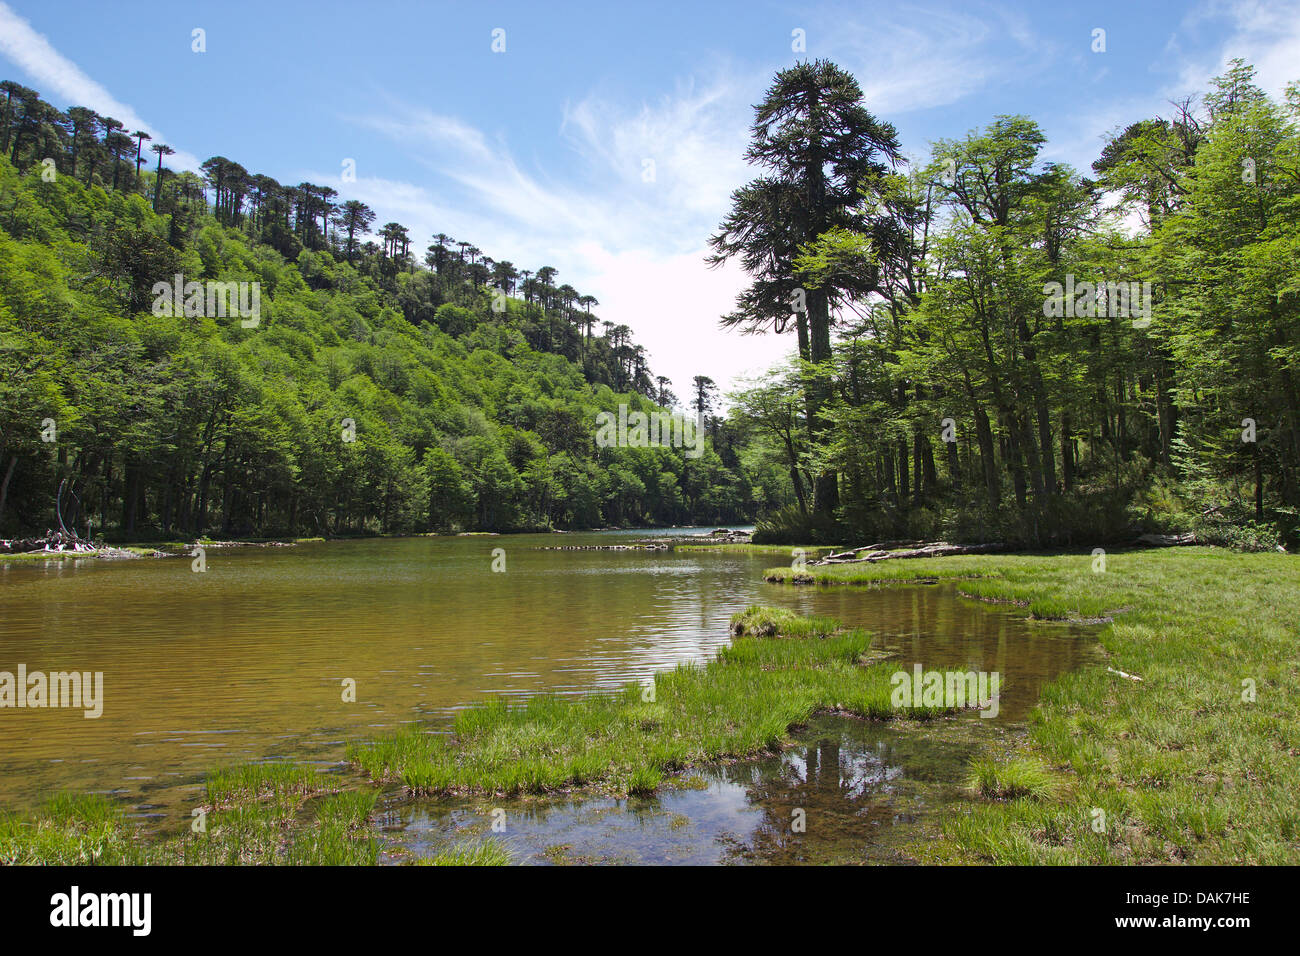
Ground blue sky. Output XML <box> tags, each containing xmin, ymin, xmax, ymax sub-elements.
<box><xmin>2</xmin><ymin>0</ymin><xmax>1298</xmax><ymax>401</ymax></box>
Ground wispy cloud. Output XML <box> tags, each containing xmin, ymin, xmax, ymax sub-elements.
<box><xmin>1042</xmin><ymin>0</ymin><xmax>1300</xmax><ymax>174</ymax></box>
<box><xmin>816</xmin><ymin>1</ymin><xmax>1055</xmax><ymax>115</ymax></box>
<box><xmin>1174</xmin><ymin>0</ymin><xmax>1300</xmax><ymax>97</ymax></box>
<box><xmin>330</xmin><ymin>75</ymin><xmax>775</xmax><ymax>400</ymax></box>
<box><xmin>0</xmin><ymin>1</ymin><xmax>199</xmax><ymax>169</ymax></box>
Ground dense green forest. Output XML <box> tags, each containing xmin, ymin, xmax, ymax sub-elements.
<box><xmin>0</xmin><ymin>79</ymin><xmax>783</xmax><ymax>538</ymax></box>
<box><xmin>719</xmin><ymin>59</ymin><xmax>1300</xmax><ymax>549</ymax></box>
<box><xmin>3</xmin><ymin>58</ymin><xmax>1297</xmax><ymax>549</ymax></box>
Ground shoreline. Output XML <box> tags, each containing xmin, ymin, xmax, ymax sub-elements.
<box><xmin>0</xmin><ymin>526</ymin><xmax>759</xmax><ymax>562</ymax></box>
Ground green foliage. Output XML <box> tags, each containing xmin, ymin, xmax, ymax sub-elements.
<box><xmin>724</xmin><ymin>59</ymin><xmax>1300</xmax><ymax>550</ymax></box>
<box><xmin>0</xmin><ymin>129</ymin><xmax>757</xmax><ymax>536</ymax></box>
<box><xmin>752</xmin><ymin>503</ymin><xmax>845</xmax><ymax>544</ymax></box>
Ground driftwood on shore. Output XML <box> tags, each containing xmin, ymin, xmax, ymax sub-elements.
<box><xmin>538</xmin><ymin>543</ymin><xmax>672</xmax><ymax>551</ymax></box>
<box><xmin>0</xmin><ymin>530</ymin><xmax>97</xmax><ymax>554</ymax></box>
<box><xmin>813</xmin><ymin>541</ymin><xmax>1006</xmax><ymax>565</ymax></box>
<box><xmin>538</xmin><ymin>527</ymin><xmax>751</xmax><ymax>551</ymax></box>
<box><xmin>1107</xmin><ymin>666</ymin><xmax>1144</xmax><ymax>682</ymax></box>
<box><xmin>811</xmin><ymin>531</ymin><xmax>1209</xmax><ymax>566</ymax></box>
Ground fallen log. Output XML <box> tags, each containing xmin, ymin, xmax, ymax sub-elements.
<box><xmin>812</xmin><ymin>541</ymin><xmax>1006</xmax><ymax>566</ymax></box>
<box><xmin>0</xmin><ymin>529</ymin><xmax>96</xmax><ymax>554</ymax></box>
<box><xmin>1134</xmin><ymin>532</ymin><xmax>1197</xmax><ymax>547</ymax></box>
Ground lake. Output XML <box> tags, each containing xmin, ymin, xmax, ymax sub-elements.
<box><xmin>0</xmin><ymin>530</ymin><xmax>1097</xmax><ymax>851</ymax></box>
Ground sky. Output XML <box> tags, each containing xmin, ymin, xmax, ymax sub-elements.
<box><xmin>2</xmin><ymin>0</ymin><xmax>1298</xmax><ymax>405</ymax></box>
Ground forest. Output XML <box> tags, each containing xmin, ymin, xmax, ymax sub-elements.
<box><xmin>719</xmin><ymin>59</ymin><xmax>1300</xmax><ymax>549</ymax></box>
<box><xmin>0</xmin><ymin>77</ymin><xmax>780</xmax><ymax>539</ymax></box>
<box><xmin>1</xmin><ymin>58</ymin><xmax>1297</xmax><ymax>549</ymax></box>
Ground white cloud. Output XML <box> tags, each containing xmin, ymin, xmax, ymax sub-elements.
<box><xmin>1184</xmin><ymin>0</ymin><xmax>1300</xmax><ymax>97</ymax></box>
<box><xmin>333</xmin><ymin>74</ymin><xmax>792</xmax><ymax>403</ymax></box>
<box><xmin>1041</xmin><ymin>0</ymin><xmax>1300</xmax><ymax>175</ymax></box>
<box><xmin>0</xmin><ymin>1</ymin><xmax>200</xmax><ymax>169</ymax></box>
<box><xmin>816</xmin><ymin>2</ymin><xmax>1055</xmax><ymax>115</ymax></box>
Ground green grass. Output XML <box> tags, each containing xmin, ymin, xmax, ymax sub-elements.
<box><xmin>768</xmin><ymin>547</ymin><xmax>1300</xmax><ymax>864</ymax></box>
<box><xmin>967</xmin><ymin>757</ymin><xmax>1062</xmax><ymax>801</ymax></box>
<box><xmin>416</xmin><ymin>838</ymin><xmax>514</xmax><ymax>866</ymax></box>
<box><xmin>348</xmin><ymin>605</ymin><xmax>951</xmax><ymax>798</ymax></box>
<box><xmin>729</xmin><ymin>604</ymin><xmax>839</xmax><ymax>638</ymax></box>
<box><xmin>205</xmin><ymin>761</ymin><xmax>330</xmax><ymax>806</ymax></box>
<box><xmin>0</xmin><ymin>767</ymin><xmax>376</xmax><ymax>866</ymax></box>
<box><xmin>0</xmin><ymin>794</ymin><xmax>155</xmax><ymax>865</ymax></box>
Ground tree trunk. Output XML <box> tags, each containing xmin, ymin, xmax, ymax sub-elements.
<box><xmin>0</xmin><ymin>454</ymin><xmax>16</xmax><ymax>526</ymax></box>
<box><xmin>975</xmin><ymin>405</ymin><xmax>999</xmax><ymax>507</ymax></box>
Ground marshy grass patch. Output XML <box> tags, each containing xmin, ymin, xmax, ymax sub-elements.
<box><xmin>417</xmin><ymin>838</ymin><xmax>514</xmax><ymax>866</ymax></box>
<box><xmin>205</xmin><ymin>761</ymin><xmax>330</xmax><ymax>806</ymax></box>
<box><xmin>350</xmin><ymin>606</ymin><xmax>949</xmax><ymax>800</ymax></box>
<box><xmin>967</xmin><ymin>757</ymin><xmax>1063</xmax><ymax>801</ymax></box>
<box><xmin>729</xmin><ymin>604</ymin><xmax>837</xmax><ymax>638</ymax></box>
<box><xmin>800</xmin><ymin>548</ymin><xmax>1300</xmax><ymax>864</ymax></box>
<box><xmin>0</xmin><ymin>794</ymin><xmax>154</xmax><ymax>866</ymax></box>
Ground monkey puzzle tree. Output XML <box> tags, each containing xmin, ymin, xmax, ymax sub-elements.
<box><xmin>709</xmin><ymin>59</ymin><xmax>900</xmax><ymax>516</ymax></box>
<box><xmin>336</xmin><ymin>199</ymin><xmax>375</xmax><ymax>263</ymax></box>
<box><xmin>149</xmin><ymin>143</ymin><xmax>174</xmax><ymax>210</ymax></box>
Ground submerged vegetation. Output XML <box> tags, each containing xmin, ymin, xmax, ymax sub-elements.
<box><xmin>0</xmin><ymin>765</ymin><xmax>505</xmax><ymax>866</ymax></box>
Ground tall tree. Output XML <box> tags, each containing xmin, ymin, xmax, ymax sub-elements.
<box><xmin>710</xmin><ymin>59</ymin><xmax>901</xmax><ymax>516</ymax></box>
<box><xmin>149</xmin><ymin>143</ymin><xmax>174</xmax><ymax>210</ymax></box>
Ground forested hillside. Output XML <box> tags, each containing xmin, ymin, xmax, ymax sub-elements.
<box><xmin>722</xmin><ymin>59</ymin><xmax>1300</xmax><ymax>549</ymax></box>
<box><xmin>0</xmin><ymin>79</ymin><xmax>784</xmax><ymax>538</ymax></box>
<box><xmin>6</xmin><ymin>58</ymin><xmax>1294</xmax><ymax>551</ymax></box>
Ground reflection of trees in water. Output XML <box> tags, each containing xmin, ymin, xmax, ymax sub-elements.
<box><xmin>716</xmin><ymin>726</ymin><xmax>980</xmax><ymax>865</ymax></box>
<box><xmin>717</xmin><ymin>733</ymin><xmax>900</xmax><ymax>865</ymax></box>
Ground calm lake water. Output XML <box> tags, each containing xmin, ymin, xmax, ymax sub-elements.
<box><xmin>0</xmin><ymin>530</ymin><xmax>1098</xmax><ymax>853</ymax></box>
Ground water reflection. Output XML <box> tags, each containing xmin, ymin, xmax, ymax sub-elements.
<box><xmin>384</xmin><ymin>715</ymin><xmax>986</xmax><ymax>865</ymax></box>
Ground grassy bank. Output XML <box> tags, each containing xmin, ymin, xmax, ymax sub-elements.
<box><xmin>767</xmin><ymin>547</ymin><xmax>1300</xmax><ymax>864</ymax></box>
<box><xmin>348</xmin><ymin>605</ymin><xmax>952</xmax><ymax>797</ymax></box>
<box><xmin>0</xmin><ymin>762</ymin><xmax>503</xmax><ymax>866</ymax></box>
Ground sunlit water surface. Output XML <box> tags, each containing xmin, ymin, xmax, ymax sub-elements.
<box><xmin>0</xmin><ymin>531</ymin><xmax>1097</xmax><ymax>859</ymax></box>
